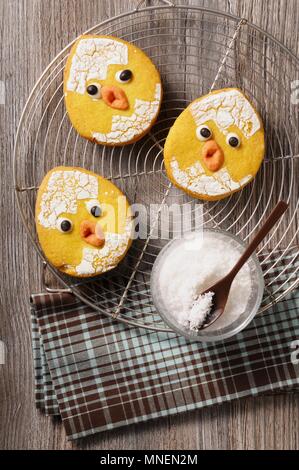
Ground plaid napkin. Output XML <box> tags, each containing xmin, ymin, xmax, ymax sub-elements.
<box><xmin>31</xmin><ymin>283</ymin><xmax>299</xmax><ymax>440</ymax></box>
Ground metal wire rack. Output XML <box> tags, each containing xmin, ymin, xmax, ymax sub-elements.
<box><xmin>14</xmin><ymin>0</ymin><xmax>299</xmax><ymax>332</ymax></box>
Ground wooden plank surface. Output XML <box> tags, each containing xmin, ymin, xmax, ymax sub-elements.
<box><xmin>0</xmin><ymin>0</ymin><xmax>298</xmax><ymax>450</ymax></box>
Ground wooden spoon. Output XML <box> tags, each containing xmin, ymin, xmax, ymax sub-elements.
<box><xmin>197</xmin><ymin>201</ymin><xmax>289</xmax><ymax>330</ymax></box>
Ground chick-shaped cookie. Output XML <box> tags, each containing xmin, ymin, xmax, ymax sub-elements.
<box><xmin>36</xmin><ymin>167</ymin><xmax>133</xmax><ymax>278</ymax></box>
<box><xmin>164</xmin><ymin>88</ymin><xmax>265</xmax><ymax>200</ymax></box>
<box><xmin>64</xmin><ymin>35</ymin><xmax>162</xmax><ymax>146</ymax></box>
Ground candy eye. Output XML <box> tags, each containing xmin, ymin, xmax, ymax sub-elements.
<box><xmin>196</xmin><ymin>125</ymin><xmax>212</xmax><ymax>142</ymax></box>
<box><xmin>115</xmin><ymin>69</ymin><xmax>133</xmax><ymax>83</ymax></box>
<box><xmin>86</xmin><ymin>200</ymin><xmax>102</xmax><ymax>217</ymax></box>
<box><xmin>227</xmin><ymin>133</ymin><xmax>241</xmax><ymax>148</ymax></box>
<box><xmin>86</xmin><ymin>83</ymin><xmax>101</xmax><ymax>99</ymax></box>
<box><xmin>90</xmin><ymin>205</ymin><xmax>102</xmax><ymax>217</ymax></box>
<box><xmin>57</xmin><ymin>218</ymin><xmax>73</xmax><ymax>233</ymax></box>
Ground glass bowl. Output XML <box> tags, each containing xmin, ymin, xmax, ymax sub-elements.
<box><xmin>150</xmin><ymin>229</ymin><xmax>264</xmax><ymax>343</ymax></box>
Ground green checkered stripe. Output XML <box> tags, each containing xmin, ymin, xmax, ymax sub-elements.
<box><xmin>31</xmin><ymin>281</ymin><xmax>299</xmax><ymax>440</ymax></box>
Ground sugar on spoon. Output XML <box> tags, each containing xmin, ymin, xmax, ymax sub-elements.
<box><xmin>195</xmin><ymin>200</ymin><xmax>289</xmax><ymax>330</ymax></box>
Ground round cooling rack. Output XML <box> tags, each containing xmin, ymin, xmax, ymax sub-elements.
<box><xmin>14</xmin><ymin>1</ymin><xmax>299</xmax><ymax>332</ymax></box>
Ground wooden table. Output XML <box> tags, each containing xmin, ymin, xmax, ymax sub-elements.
<box><xmin>1</xmin><ymin>0</ymin><xmax>298</xmax><ymax>450</ymax></box>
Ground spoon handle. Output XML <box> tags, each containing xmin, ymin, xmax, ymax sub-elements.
<box><xmin>228</xmin><ymin>201</ymin><xmax>289</xmax><ymax>280</ymax></box>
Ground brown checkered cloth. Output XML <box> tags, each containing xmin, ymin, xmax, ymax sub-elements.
<box><xmin>31</xmin><ymin>276</ymin><xmax>299</xmax><ymax>440</ymax></box>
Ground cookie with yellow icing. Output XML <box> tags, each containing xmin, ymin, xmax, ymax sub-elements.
<box><xmin>164</xmin><ymin>88</ymin><xmax>265</xmax><ymax>201</ymax></box>
<box><xmin>35</xmin><ymin>167</ymin><xmax>133</xmax><ymax>278</ymax></box>
<box><xmin>64</xmin><ymin>35</ymin><xmax>162</xmax><ymax>146</ymax></box>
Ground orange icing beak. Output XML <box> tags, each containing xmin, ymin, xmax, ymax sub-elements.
<box><xmin>80</xmin><ymin>220</ymin><xmax>105</xmax><ymax>248</ymax></box>
<box><xmin>202</xmin><ymin>140</ymin><xmax>224</xmax><ymax>172</ymax></box>
<box><xmin>101</xmin><ymin>85</ymin><xmax>129</xmax><ymax>110</ymax></box>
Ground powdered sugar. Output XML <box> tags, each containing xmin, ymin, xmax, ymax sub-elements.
<box><xmin>188</xmin><ymin>291</ymin><xmax>214</xmax><ymax>330</ymax></box>
<box><xmin>154</xmin><ymin>232</ymin><xmax>253</xmax><ymax>331</ymax></box>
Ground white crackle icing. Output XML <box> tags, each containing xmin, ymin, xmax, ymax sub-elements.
<box><xmin>38</xmin><ymin>170</ymin><xmax>98</xmax><ymax>228</ymax></box>
<box><xmin>67</xmin><ymin>37</ymin><xmax>128</xmax><ymax>94</ymax></box>
<box><xmin>93</xmin><ymin>83</ymin><xmax>161</xmax><ymax>144</ymax></box>
<box><xmin>170</xmin><ymin>159</ymin><xmax>252</xmax><ymax>196</ymax></box>
<box><xmin>75</xmin><ymin>217</ymin><xmax>133</xmax><ymax>275</ymax></box>
<box><xmin>190</xmin><ymin>89</ymin><xmax>260</xmax><ymax>139</ymax></box>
